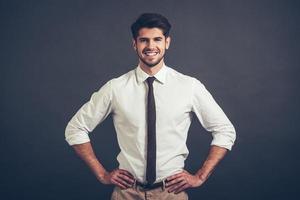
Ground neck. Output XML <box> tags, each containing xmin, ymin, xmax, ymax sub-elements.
<box><xmin>139</xmin><ymin>59</ymin><xmax>164</xmax><ymax>76</ymax></box>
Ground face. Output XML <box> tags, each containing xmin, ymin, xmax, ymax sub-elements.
<box><xmin>133</xmin><ymin>28</ymin><xmax>171</xmax><ymax>68</ymax></box>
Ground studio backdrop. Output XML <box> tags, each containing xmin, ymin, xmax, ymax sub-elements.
<box><xmin>1</xmin><ymin>0</ymin><xmax>299</xmax><ymax>199</ymax></box>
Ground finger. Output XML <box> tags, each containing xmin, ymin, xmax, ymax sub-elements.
<box><xmin>113</xmin><ymin>177</ymin><xmax>132</xmax><ymax>188</ymax></box>
<box><xmin>165</xmin><ymin>176</ymin><xmax>185</xmax><ymax>187</ymax></box>
<box><xmin>174</xmin><ymin>183</ymin><xmax>189</xmax><ymax>194</ymax></box>
<box><xmin>118</xmin><ymin>172</ymin><xmax>135</xmax><ymax>182</ymax></box>
<box><xmin>166</xmin><ymin>172</ymin><xmax>184</xmax><ymax>182</ymax></box>
<box><xmin>168</xmin><ymin>179</ymin><xmax>186</xmax><ymax>192</ymax></box>
<box><xmin>168</xmin><ymin>185</ymin><xmax>178</xmax><ymax>193</ymax></box>
<box><xmin>117</xmin><ymin>171</ymin><xmax>135</xmax><ymax>184</ymax></box>
<box><xmin>118</xmin><ymin>169</ymin><xmax>134</xmax><ymax>178</ymax></box>
<box><xmin>117</xmin><ymin>183</ymin><xmax>127</xmax><ymax>189</ymax></box>
<box><xmin>168</xmin><ymin>181</ymin><xmax>185</xmax><ymax>192</ymax></box>
<box><xmin>117</xmin><ymin>174</ymin><xmax>135</xmax><ymax>184</ymax></box>
<box><xmin>111</xmin><ymin>178</ymin><xmax>128</xmax><ymax>189</ymax></box>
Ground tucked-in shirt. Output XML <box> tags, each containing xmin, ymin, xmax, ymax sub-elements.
<box><xmin>65</xmin><ymin>64</ymin><xmax>236</xmax><ymax>183</ymax></box>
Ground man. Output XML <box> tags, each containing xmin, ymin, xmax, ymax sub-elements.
<box><xmin>65</xmin><ymin>13</ymin><xmax>236</xmax><ymax>199</ymax></box>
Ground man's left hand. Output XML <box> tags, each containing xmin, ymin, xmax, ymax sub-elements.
<box><xmin>165</xmin><ymin>170</ymin><xmax>205</xmax><ymax>194</ymax></box>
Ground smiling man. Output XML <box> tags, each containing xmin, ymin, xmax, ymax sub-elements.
<box><xmin>134</xmin><ymin>27</ymin><xmax>170</xmax><ymax>71</ymax></box>
<box><xmin>65</xmin><ymin>13</ymin><xmax>236</xmax><ymax>200</ymax></box>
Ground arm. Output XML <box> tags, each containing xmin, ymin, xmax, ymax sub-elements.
<box><xmin>65</xmin><ymin>81</ymin><xmax>134</xmax><ymax>189</ymax></box>
<box><xmin>195</xmin><ymin>145</ymin><xmax>227</xmax><ymax>181</ymax></box>
<box><xmin>166</xmin><ymin>79</ymin><xmax>236</xmax><ymax>193</ymax></box>
<box><xmin>166</xmin><ymin>145</ymin><xmax>227</xmax><ymax>193</ymax></box>
<box><xmin>72</xmin><ymin>142</ymin><xmax>135</xmax><ymax>189</ymax></box>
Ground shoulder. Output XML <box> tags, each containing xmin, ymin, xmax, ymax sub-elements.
<box><xmin>165</xmin><ymin>66</ymin><xmax>208</xmax><ymax>96</ymax></box>
<box><xmin>106</xmin><ymin>68</ymin><xmax>136</xmax><ymax>89</ymax></box>
<box><xmin>166</xmin><ymin>65</ymin><xmax>200</xmax><ymax>85</ymax></box>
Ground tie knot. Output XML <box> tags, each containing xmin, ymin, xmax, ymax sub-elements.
<box><xmin>146</xmin><ymin>77</ymin><xmax>156</xmax><ymax>85</ymax></box>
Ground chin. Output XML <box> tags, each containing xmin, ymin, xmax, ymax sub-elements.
<box><xmin>146</xmin><ymin>63</ymin><xmax>159</xmax><ymax>68</ymax></box>
<box><xmin>142</xmin><ymin>58</ymin><xmax>163</xmax><ymax>68</ymax></box>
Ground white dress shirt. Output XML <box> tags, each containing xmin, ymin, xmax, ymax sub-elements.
<box><xmin>65</xmin><ymin>64</ymin><xmax>236</xmax><ymax>183</ymax></box>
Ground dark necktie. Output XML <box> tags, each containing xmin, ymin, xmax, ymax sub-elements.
<box><xmin>146</xmin><ymin>76</ymin><xmax>156</xmax><ymax>185</ymax></box>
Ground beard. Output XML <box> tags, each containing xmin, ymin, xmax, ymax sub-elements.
<box><xmin>140</xmin><ymin>56</ymin><xmax>164</xmax><ymax>68</ymax></box>
<box><xmin>136</xmin><ymin>49</ymin><xmax>165</xmax><ymax>68</ymax></box>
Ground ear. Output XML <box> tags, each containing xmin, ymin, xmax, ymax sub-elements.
<box><xmin>165</xmin><ymin>36</ymin><xmax>171</xmax><ymax>50</ymax></box>
<box><xmin>132</xmin><ymin>39</ymin><xmax>137</xmax><ymax>50</ymax></box>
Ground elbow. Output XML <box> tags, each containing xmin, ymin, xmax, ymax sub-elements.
<box><xmin>65</xmin><ymin>122</ymin><xmax>90</xmax><ymax>146</ymax></box>
<box><xmin>211</xmin><ymin>126</ymin><xmax>236</xmax><ymax>151</ymax></box>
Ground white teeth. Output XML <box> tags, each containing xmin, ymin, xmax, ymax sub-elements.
<box><xmin>144</xmin><ymin>52</ymin><xmax>158</xmax><ymax>56</ymax></box>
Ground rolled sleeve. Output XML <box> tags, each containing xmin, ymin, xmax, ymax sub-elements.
<box><xmin>65</xmin><ymin>80</ymin><xmax>113</xmax><ymax>145</ymax></box>
<box><xmin>191</xmin><ymin>78</ymin><xmax>236</xmax><ymax>150</ymax></box>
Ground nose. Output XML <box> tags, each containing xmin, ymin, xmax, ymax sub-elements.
<box><xmin>147</xmin><ymin>39</ymin><xmax>155</xmax><ymax>49</ymax></box>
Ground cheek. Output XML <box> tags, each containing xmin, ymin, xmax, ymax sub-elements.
<box><xmin>161</xmin><ymin>43</ymin><xmax>167</xmax><ymax>50</ymax></box>
<box><xmin>160</xmin><ymin>45</ymin><xmax>167</xmax><ymax>52</ymax></box>
<box><xmin>137</xmin><ymin>44</ymin><xmax>145</xmax><ymax>51</ymax></box>
<box><xmin>137</xmin><ymin>48</ymin><xmax>144</xmax><ymax>56</ymax></box>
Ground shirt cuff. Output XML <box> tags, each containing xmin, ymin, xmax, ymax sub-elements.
<box><xmin>65</xmin><ymin>131</ymin><xmax>91</xmax><ymax>146</ymax></box>
<box><xmin>210</xmin><ymin>132</ymin><xmax>236</xmax><ymax>151</ymax></box>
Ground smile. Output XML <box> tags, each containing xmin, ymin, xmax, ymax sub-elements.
<box><xmin>143</xmin><ymin>51</ymin><xmax>159</xmax><ymax>56</ymax></box>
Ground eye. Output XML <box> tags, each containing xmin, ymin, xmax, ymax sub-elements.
<box><xmin>154</xmin><ymin>38</ymin><xmax>162</xmax><ymax>42</ymax></box>
<box><xmin>139</xmin><ymin>38</ymin><xmax>147</xmax><ymax>42</ymax></box>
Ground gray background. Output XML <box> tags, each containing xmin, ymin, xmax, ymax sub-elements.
<box><xmin>1</xmin><ymin>0</ymin><xmax>299</xmax><ymax>199</ymax></box>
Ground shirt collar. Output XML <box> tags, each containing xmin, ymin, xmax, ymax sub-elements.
<box><xmin>135</xmin><ymin>64</ymin><xmax>167</xmax><ymax>85</ymax></box>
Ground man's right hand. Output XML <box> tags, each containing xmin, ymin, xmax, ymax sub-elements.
<box><xmin>100</xmin><ymin>169</ymin><xmax>135</xmax><ymax>189</ymax></box>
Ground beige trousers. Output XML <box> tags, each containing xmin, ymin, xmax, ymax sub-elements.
<box><xmin>111</xmin><ymin>185</ymin><xmax>188</xmax><ymax>200</ymax></box>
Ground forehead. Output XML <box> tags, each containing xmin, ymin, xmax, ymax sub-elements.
<box><xmin>137</xmin><ymin>27</ymin><xmax>165</xmax><ymax>38</ymax></box>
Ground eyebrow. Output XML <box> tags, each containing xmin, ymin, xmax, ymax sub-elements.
<box><xmin>138</xmin><ymin>37</ymin><xmax>163</xmax><ymax>41</ymax></box>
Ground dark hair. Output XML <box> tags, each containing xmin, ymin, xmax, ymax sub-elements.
<box><xmin>131</xmin><ymin>13</ymin><xmax>171</xmax><ymax>40</ymax></box>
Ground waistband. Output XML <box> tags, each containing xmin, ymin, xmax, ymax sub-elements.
<box><xmin>134</xmin><ymin>180</ymin><xmax>166</xmax><ymax>190</ymax></box>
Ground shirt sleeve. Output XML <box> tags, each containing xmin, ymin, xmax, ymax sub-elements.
<box><xmin>65</xmin><ymin>80</ymin><xmax>113</xmax><ymax>145</ymax></box>
<box><xmin>191</xmin><ymin>78</ymin><xmax>236</xmax><ymax>150</ymax></box>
